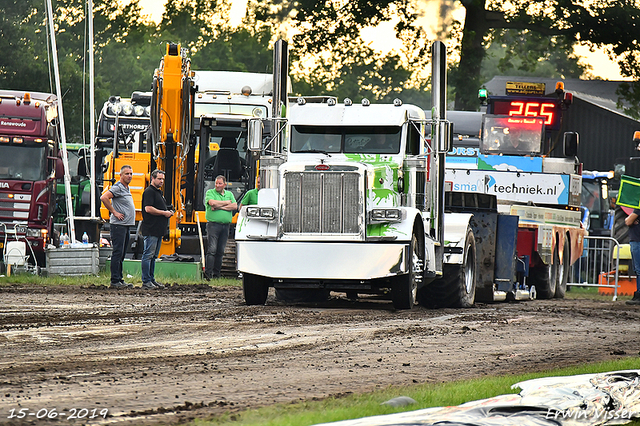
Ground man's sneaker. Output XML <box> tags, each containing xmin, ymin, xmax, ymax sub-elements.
<box><xmin>626</xmin><ymin>291</ymin><xmax>640</xmax><ymax>305</ymax></box>
<box><xmin>152</xmin><ymin>280</ymin><xmax>165</xmax><ymax>289</ymax></box>
<box><xmin>111</xmin><ymin>281</ymin><xmax>133</xmax><ymax>289</ymax></box>
<box><xmin>142</xmin><ymin>281</ymin><xmax>157</xmax><ymax>289</ymax></box>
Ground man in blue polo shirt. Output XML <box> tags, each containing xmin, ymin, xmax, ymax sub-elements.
<box><xmin>204</xmin><ymin>175</ymin><xmax>237</xmax><ymax>280</ymax></box>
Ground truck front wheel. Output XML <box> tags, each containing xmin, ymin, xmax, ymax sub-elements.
<box><xmin>391</xmin><ymin>232</ymin><xmax>422</xmax><ymax>310</ymax></box>
<box><xmin>243</xmin><ymin>273</ymin><xmax>269</xmax><ymax>305</ymax></box>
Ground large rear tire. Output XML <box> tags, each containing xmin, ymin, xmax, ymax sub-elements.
<box><xmin>243</xmin><ymin>273</ymin><xmax>269</xmax><ymax>305</ymax></box>
<box><xmin>532</xmin><ymin>254</ymin><xmax>557</xmax><ymax>299</ymax></box>
<box><xmin>613</xmin><ymin>206</ymin><xmax>629</xmax><ymax>244</ymax></box>
<box><xmin>554</xmin><ymin>238</ymin><xmax>570</xmax><ymax>298</ymax></box>
<box><xmin>391</xmin><ymin>232</ymin><xmax>422</xmax><ymax>310</ymax></box>
<box><xmin>418</xmin><ymin>228</ymin><xmax>477</xmax><ymax>308</ymax></box>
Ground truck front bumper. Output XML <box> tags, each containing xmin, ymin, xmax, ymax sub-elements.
<box><xmin>237</xmin><ymin>241</ymin><xmax>409</xmax><ymax>280</ymax></box>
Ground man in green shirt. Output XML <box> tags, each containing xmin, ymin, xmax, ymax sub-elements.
<box><xmin>204</xmin><ymin>175</ymin><xmax>237</xmax><ymax>279</ymax></box>
<box><xmin>239</xmin><ymin>176</ymin><xmax>260</xmax><ymax>211</ymax></box>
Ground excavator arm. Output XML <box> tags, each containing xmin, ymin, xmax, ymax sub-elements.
<box><xmin>150</xmin><ymin>43</ymin><xmax>196</xmax><ymax>256</ymax></box>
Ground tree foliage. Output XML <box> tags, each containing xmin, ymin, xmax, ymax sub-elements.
<box><xmin>260</xmin><ymin>0</ymin><xmax>431</xmax><ymax>104</ymax></box>
<box><xmin>0</xmin><ymin>0</ymin><xmax>276</xmax><ymax>142</ymax></box>
<box><xmin>3</xmin><ymin>0</ymin><xmax>640</xmax><ymax>140</ymax></box>
<box><xmin>453</xmin><ymin>0</ymin><xmax>640</xmax><ymax>110</ymax></box>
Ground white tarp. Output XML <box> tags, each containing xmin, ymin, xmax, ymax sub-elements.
<box><xmin>313</xmin><ymin>370</ymin><xmax>640</xmax><ymax>426</ymax></box>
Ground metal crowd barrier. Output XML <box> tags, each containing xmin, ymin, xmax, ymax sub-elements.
<box><xmin>568</xmin><ymin>236</ymin><xmax>620</xmax><ymax>301</ymax></box>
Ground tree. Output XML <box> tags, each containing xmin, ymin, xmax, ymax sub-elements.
<box><xmin>481</xmin><ymin>30</ymin><xmax>588</xmax><ymax>83</ymax></box>
<box><xmin>453</xmin><ymin>0</ymin><xmax>640</xmax><ymax>110</ymax></box>
<box><xmin>257</xmin><ymin>0</ymin><xmax>431</xmax><ymax>103</ymax></box>
<box><xmin>0</xmin><ymin>0</ymin><xmax>158</xmax><ymax>141</ymax></box>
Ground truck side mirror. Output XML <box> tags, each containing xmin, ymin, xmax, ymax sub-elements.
<box><xmin>55</xmin><ymin>157</ymin><xmax>64</xmax><ymax>179</ymax></box>
<box><xmin>248</xmin><ymin>119</ymin><xmax>263</xmax><ymax>152</ymax></box>
<box><xmin>445</xmin><ymin>122</ymin><xmax>453</xmax><ymax>152</ymax></box>
<box><xmin>435</xmin><ymin>121</ymin><xmax>451</xmax><ymax>153</ymax></box>
<box><xmin>563</xmin><ymin>132</ymin><xmax>579</xmax><ymax>157</ymax></box>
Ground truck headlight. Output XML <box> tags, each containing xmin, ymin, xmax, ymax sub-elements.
<box><xmin>26</xmin><ymin>228</ymin><xmax>41</xmax><ymax>238</ymax></box>
<box><xmin>121</xmin><ymin>102</ymin><xmax>133</xmax><ymax>116</ymax></box>
<box><xmin>370</xmin><ymin>208</ymin><xmax>402</xmax><ymax>223</ymax></box>
<box><xmin>247</xmin><ymin>207</ymin><xmax>276</xmax><ymax>220</ymax></box>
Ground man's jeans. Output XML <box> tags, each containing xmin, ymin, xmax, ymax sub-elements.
<box><xmin>630</xmin><ymin>241</ymin><xmax>640</xmax><ymax>292</ymax></box>
<box><xmin>141</xmin><ymin>235</ymin><xmax>162</xmax><ymax>284</ymax></box>
<box><xmin>110</xmin><ymin>224</ymin><xmax>130</xmax><ymax>284</ymax></box>
<box><xmin>205</xmin><ymin>222</ymin><xmax>229</xmax><ymax>279</ymax></box>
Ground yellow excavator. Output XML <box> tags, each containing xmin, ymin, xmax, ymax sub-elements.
<box><xmin>149</xmin><ymin>43</ymin><xmax>197</xmax><ymax>256</ymax></box>
<box><xmin>102</xmin><ymin>41</ymin><xmax>287</xmax><ymax>273</ymax></box>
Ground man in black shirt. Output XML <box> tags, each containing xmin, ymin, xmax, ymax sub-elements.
<box><xmin>141</xmin><ymin>169</ymin><xmax>174</xmax><ymax>289</ymax></box>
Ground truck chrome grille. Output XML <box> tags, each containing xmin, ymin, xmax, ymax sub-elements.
<box><xmin>283</xmin><ymin>171</ymin><xmax>361</xmax><ymax>234</ymax></box>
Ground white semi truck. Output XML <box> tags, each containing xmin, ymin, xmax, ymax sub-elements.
<box><xmin>235</xmin><ymin>42</ymin><xmax>482</xmax><ymax>309</ymax></box>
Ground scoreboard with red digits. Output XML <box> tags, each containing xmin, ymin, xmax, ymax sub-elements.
<box><xmin>488</xmin><ymin>97</ymin><xmax>562</xmax><ymax>130</ymax></box>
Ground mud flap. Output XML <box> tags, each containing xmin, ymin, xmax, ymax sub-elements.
<box><xmin>495</xmin><ymin>214</ymin><xmax>519</xmax><ymax>292</ymax></box>
<box><xmin>468</xmin><ymin>213</ymin><xmax>497</xmax><ymax>302</ymax></box>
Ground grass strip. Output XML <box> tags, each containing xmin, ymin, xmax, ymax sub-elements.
<box><xmin>191</xmin><ymin>357</ymin><xmax>640</xmax><ymax>426</ymax></box>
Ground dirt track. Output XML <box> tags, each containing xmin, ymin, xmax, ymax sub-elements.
<box><xmin>1</xmin><ymin>284</ymin><xmax>639</xmax><ymax>425</ymax></box>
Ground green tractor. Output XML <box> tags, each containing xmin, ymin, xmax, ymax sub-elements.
<box><xmin>54</xmin><ymin>143</ymin><xmax>106</xmax><ymax>241</ymax></box>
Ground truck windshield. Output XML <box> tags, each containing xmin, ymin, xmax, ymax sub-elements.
<box><xmin>291</xmin><ymin>126</ymin><xmax>401</xmax><ymax>154</ymax></box>
<box><xmin>480</xmin><ymin>116</ymin><xmax>544</xmax><ymax>156</ymax></box>
<box><xmin>0</xmin><ymin>145</ymin><xmax>47</xmax><ymax>181</ymax></box>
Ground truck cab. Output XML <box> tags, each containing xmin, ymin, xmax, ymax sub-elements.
<box><xmin>235</xmin><ymin>98</ymin><xmax>444</xmax><ymax>309</ymax></box>
<box><xmin>0</xmin><ymin>90</ymin><xmax>60</xmax><ymax>269</ymax></box>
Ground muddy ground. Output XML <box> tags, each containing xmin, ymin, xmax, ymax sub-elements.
<box><xmin>0</xmin><ymin>284</ymin><xmax>639</xmax><ymax>425</ymax></box>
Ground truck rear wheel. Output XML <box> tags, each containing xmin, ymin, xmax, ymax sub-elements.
<box><xmin>554</xmin><ymin>238</ymin><xmax>570</xmax><ymax>298</ymax></box>
<box><xmin>418</xmin><ymin>228</ymin><xmax>477</xmax><ymax>308</ymax></box>
<box><xmin>243</xmin><ymin>273</ymin><xmax>269</xmax><ymax>305</ymax></box>
<box><xmin>391</xmin><ymin>232</ymin><xmax>422</xmax><ymax>310</ymax></box>
<box><xmin>532</xmin><ymin>255</ymin><xmax>557</xmax><ymax>299</ymax></box>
